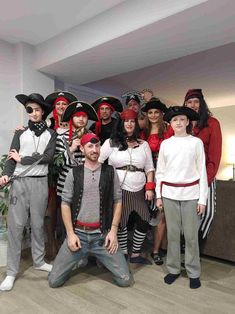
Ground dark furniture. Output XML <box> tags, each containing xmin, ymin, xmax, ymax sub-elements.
<box><xmin>202</xmin><ymin>180</ymin><xmax>235</xmax><ymax>262</ymax></box>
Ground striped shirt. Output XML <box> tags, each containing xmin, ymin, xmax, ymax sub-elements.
<box><xmin>54</xmin><ymin>130</ymin><xmax>84</xmax><ymax>196</ymax></box>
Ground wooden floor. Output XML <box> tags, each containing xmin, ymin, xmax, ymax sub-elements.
<box><xmin>0</xmin><ymin>252</ymin><xmax>235</xmax><ymax>314</ymax></box>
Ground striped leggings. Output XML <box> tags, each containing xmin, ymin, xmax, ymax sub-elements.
<box><xmin>199</xmin><ymin>179</ymin><xmax>216</xmax><ymax>239</ymax></box>
<box><xmin>117</xmin><ymin>211</ymin><xmax>149</xmax><ymax>254</ymax></box>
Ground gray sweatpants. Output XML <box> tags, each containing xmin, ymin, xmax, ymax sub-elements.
<box><xmin>163</xmin><ymin>197</ymin><xmax>201</xmax><ymax>279</ymax></box>
<box><xmin>7</xmin><ymin>176</ymin><xmax>48</xmax><ymax>276</ymax></box>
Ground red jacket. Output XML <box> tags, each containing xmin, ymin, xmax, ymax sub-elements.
<box><xmin>193</xmin><ymin>117</ymin><xmax>222</xmax><ymax>186</ymax></box>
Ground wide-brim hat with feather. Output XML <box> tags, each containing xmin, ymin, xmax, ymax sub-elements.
<box><xmin>164</xmin><ymin>106</ymin><xmax>199</xmax><ymax>123</ymax></box>
<box><xmin>62</xmin><ymin>101</ymin><xmax>98</xmax><ymax>122</ymax></box>
<box><xmin>125</xmin><ymin>94</ymin><xmax>141</xmax><ymax>106</ymax></box>
<box><xmin>45</xmin><ymin>91</ymin><xmax>77</xmax><ymax>107</ymax></box>
<box><xmin>142</xmin><ymin>99</ymin><xmax>167</xmax><ymax>113</ymax></box>
<box><xmin>91</xmin><ymin>96</ymin><xmax>123</xmax><ymax>112</ymax></box>
<box><xmin>15</xmin><ymin>93</ymin><xmax>52</xmax><ymax>119</ymax></box>
<box><xmin>122</xmin><ymin>91</ymin><xmax>144</xmax><ymax>107</ymax></box>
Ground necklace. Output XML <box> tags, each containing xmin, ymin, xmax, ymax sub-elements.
<box><xmin>120</xmin><ymin>148</ymin><xmax>133</xmax><ymax>188</ymax></box>
<box><xmin>74</xmin><ymin>127</ymin><xmax>85</xmax><ymax>139</ymax></box>
<box><xmin>127</xmin><ymin>147</ymin><xmax>133</xmax><ymax>164</ymax></box>
<box><xmin>32</xmin><ymin>131</ymin><xmax>41</xmax><ymax>157</ymax></box>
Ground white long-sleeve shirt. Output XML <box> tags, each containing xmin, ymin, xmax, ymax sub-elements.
<box><xmin>155</xmin><ymin>135</ymin><xmax>208</xmax><ymax>205</ymax></box>
<box><xmin>99</xmin><ymin>139</ymin><xmax>154</xmax><ymax>192</ymax></box>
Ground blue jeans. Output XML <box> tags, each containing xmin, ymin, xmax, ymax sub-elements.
<box><xmin>48</xmin><ymin>230</ymin><xmax>132</xmax><ymax>287</ymax></box>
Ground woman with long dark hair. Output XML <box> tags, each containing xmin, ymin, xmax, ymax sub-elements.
<box><xmin>99</xmin><ymin>109</ymin><xmax>155</xmax><ymax>264</ymax></box>
<box><xmin>184</xmin><ymin>89</ymin><xmax>222</xmax><ymax>241</ymax></box>
<box><xmin>140</xmin><ymin>99</ymin><xmax>174</xmax><ymax>265</ymax></box>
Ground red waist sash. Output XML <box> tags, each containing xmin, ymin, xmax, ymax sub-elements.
<box><xmin>161</xmin><ymin>179</ymin><xmax>199</xmax><ymax>194</ymax></box>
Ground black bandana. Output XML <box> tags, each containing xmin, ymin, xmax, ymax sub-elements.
<box><xmin>28</xmin><ymin>120</ymin><xmax>47</xmax><ymax>137</ymax></box>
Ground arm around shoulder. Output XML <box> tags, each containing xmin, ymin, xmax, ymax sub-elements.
<box><xmin>98</xmin><ymin>139</ymin><xmax>113</xmax><ymax>163</ymax></box>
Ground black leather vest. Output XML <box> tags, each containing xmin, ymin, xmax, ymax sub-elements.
<box><xmin>71</xmin><ymin>164</ymin><xmax>114</xmax><ymax>233</ymax></box>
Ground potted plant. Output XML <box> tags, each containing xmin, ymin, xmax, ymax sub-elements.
<box><xmin>0</xmin><ymin>154</ymin><xmax>9</xmax><ymax>217</ymax></box>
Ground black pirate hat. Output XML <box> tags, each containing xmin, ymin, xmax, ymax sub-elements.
<box><xmin>164</xmin><ymin>106</ymin><xmax>199</xmax><ymax>123</ymax></box>
<box><xmin>15</xmin><ymin>93</ymin><xmax>52</xmax><ymax>119</ymax></box>
<box><xmin>45</xmin><ymin>91</ymin><xmax>77</xmax><ymax>107</ymax></box>
<box><xmin>91</xmin><ymin>96</ymin><xmax>123</xmax><ymax>113</ymax></box>
<box><xmin>142</xmin><ymin>99</ymin><xmax>167</xmax><ymax>113</ymax></box>
<box><xmin>62</xmin><ymin>101</ymin><xmax>98</xmax><ymax>122</ymax></box>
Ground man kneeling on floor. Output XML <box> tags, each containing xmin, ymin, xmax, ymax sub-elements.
<box><xmin>48</xmin><ymin>133</ymin><xmax>132</xmax><ymax>288</ymax></box>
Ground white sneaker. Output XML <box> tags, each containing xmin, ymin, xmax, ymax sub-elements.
<box><xmin>0</xmin><ymin>276</ymin><xmax>16</xmax><ymax>291</ymax></box>
<box><xmin>34</xmin><ymin>263</ymin><xmax>53</xmax><ymax>272</ymax></box>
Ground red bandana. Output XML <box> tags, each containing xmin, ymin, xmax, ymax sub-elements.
<box><xmin>80</xmin><ymin>133</ymin><xmax>100</xmax><ymax>146</ymax></box>
<box><xmin>120</xmin><ymin>109</ymin><xmax>137</xmax><ymax>120</ymax></box>
<box><xmin>184</xmin><ymin>89</ymin><xmax>203</xmax><ymax>102</ymax></box>
<box><xmin>53</xmin><ymin>97</ymin><xmax>69</xmax><ymax>107</ymax></box>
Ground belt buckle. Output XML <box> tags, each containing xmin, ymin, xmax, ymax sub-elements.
<box><xmin>76</xmin><ymin>224</ymin><xmax>87</xmax><ymax>231</ymax></box>
<box><xmin>128</xmin><ymin>165</ymin><xmax>135</xmax><ymax>171</ymax></box>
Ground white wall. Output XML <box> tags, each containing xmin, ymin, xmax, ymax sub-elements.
<box><xmin>211</xmin><ymin>106</ymin><xmax>235</xmax><ymax>181</ymax></box>
<box><xmin>17</xmin><ymin>43</ymin><xmax>55</xmax><ymax>124</ymax></box>
<box><xmin>0</xmin><ymin>40</ymin><xmax>21</xmax><ymax>155</ymax></box>
<box><xmin>0</xmin><ymin>41</ymin><xmax>54</xmax><ymax>154</ymax></box>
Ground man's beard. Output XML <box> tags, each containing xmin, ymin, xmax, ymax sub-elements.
<box><xmin>101</xmin><ymin>115</ymin><xmax>111</xmax><ymax>122</ymax></box>
<box><xmin>86</xmin><ymin>153</ymin><xmax>99</xmax><ymax>162</ymax></box>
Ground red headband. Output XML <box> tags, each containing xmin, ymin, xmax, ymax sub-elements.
<box><xmin>98</xmin><ymin>102</ymin><xmax>115</xmax><ymax>112</ymax></box>
<box><xmin>69</xmin><ymin>111</ymin><xmax>88</xmax><ymax>140</ymax></box>
<box><xmin>72</xmin><ymin>111</ymin><xmax>88</xmax><ymax>118</ymax></box>
<box><xmin>120</xmin><ymin>109</ymin><xmax>137</xmax><ymax>120</ymax></box>
<box><xmin>53</xmin><ymin>96</ymin><xmax>70</xmax><ymax>107</ymax></box>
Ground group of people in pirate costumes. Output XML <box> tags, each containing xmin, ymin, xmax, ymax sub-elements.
<box><xmin>0</xmin><ymin>88</ymin><xmax>221</xmax><ymax>291</ymax></box>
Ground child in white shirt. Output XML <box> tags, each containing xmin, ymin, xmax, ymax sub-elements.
<box><xmin>156</xmin><ymin>106</ymin><xmax>208</xmax><ymax>289</ymax></box>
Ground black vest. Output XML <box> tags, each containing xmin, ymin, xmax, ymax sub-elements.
<box><xmin>71</xmin><ymin>164</ymin><xmax>114</xmax><ymax>233</ymax></box>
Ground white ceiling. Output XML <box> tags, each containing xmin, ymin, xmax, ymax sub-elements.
<box><xmin>1</xmin><ymin>0</ymin><xmax>235</xmax><ymax>108</ymax></box>
<box><xmin>0</xmin><ymin>0</ymin><xmax>125</xmax><ymax>44</ymax></box>
<box><xmin>84</xmin><ymin>42</ymin><xmax>235</xmax><ymax>108</ymax></box>
<box><xmin>36</xmin><ymin>0</ymin><xmax>235</xmax><ymax>87</ymax></box>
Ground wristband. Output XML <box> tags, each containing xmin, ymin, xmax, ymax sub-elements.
<box><xmin>145</xmin><ymin>182</ymin><xmax>156</xmax><ymax>190</ymax></box>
